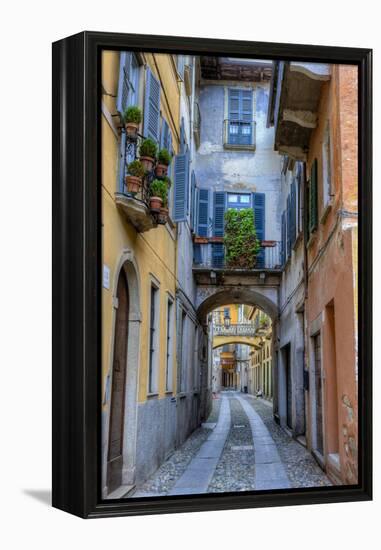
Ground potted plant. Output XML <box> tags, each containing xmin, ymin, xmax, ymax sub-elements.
<box><xmin>155</xmin><ymin>148</ymin><xmax>172</xmax><ymax>177</ymax></box>
<box><xmin>224</xmin><ymin>208</ymin><xmax>261</xmax><ymax>269</ymax></box>
<box><xmin>123</xmin><ymin>106</ymin><xmax>142</xmax><ymax>138</ymax></box>
<box><xmin>125</xmin><ymin>160</ymin><xmax>145</xmax><ymax>194</ymax></box>
<box><xmin>157</xmin><ymin>191</ymin><xmax>169</xmax><ymax>225</ymax></box>
<box><xmin>149</xmin><ymin>179</ymin><xmax>167</xmax><ymax>212</ymax></box>
<box><xmin>139</xmin><ymin>138</ymin><xmax>157</xmax><ymax>172</ymax></box>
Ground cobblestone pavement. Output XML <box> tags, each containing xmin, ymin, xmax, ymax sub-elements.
<box><xmin>242</xmin><ymin>394</ymin><xmax>332</xmax><ymax>488</ymax></box>
<box><xmin>130</xmin><ymin>391</ymin><xmax>331</xmax><ymax>497</ymax></box>
<box><xmin>208</xmin><ymin>395</ymin><xmax>256</xmax><ymax>493</ymax></box>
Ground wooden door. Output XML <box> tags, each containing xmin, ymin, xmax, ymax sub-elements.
<box><xmin>314</xmin><ymin>333</ymin><xmax>324</xmax><ymax>455</ymax></box>
<box><xmin>285</xmin><ymin>345</ymin><xmax>292</xmax><ymax>429</ymax></box>
<box><xmin>107</xmin><ymin>269</ymin><xmax>129</xmax><ymax>494</ymax></box>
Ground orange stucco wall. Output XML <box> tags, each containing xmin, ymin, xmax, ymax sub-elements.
<box><xmin>305</xmin><ymin>65</ymin><xmax>358</xmax><ymax>484</ymax></box>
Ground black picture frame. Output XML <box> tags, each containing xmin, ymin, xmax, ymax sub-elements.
<box><xmin>52</xmin><ymin>31</ymin><xmax>372</xmax><ymax>519</ymax></box>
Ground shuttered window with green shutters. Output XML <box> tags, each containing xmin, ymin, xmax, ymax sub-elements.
<box><xmin>143</xmin><ymin>67</ymin><xmax>161</xmax><ymax>143</ymax></box>
<box><xmin>309</xmin><ymin>158</ymin><xmax>318</xmax><ymax>233</ymax></box>
<box><xmin>173</xmin><ymin>152</ymin><xmax>189</xmax><ymax>222</ymax></box>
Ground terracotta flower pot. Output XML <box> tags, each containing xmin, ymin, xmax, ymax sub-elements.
<box><xmin>155</xmin><ymin>163</ymin><xmax>168</xmax><ymax>177</ymax></box>
<box><xmin>149</xmin><ymin>196</ymin><xmax>163</xmax><ymax>211</ymax></box>
<box><xmin>124</xmin><ymin>122</ymin><xmax>139</xmax><ymax>138</ymax></box>
<box><xmin>125</xmin><ymin>175</ymin><xmax>142</xmax><ymax>194</ymax></box>
<box><xmin>157</xmin><ymin>207</ymin><xmax>169</xmax><ymax>225</ymax></box>
<box><xmin>140</xmin><ymin>156</ymin><xmax>155</xmax><ymax>172</ymax></box>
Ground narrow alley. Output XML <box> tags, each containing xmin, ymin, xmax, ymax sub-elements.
<box><xmin>131</xmin><ymin>392</ymin><xmax>331</xmax><ymax>497</ymax></box>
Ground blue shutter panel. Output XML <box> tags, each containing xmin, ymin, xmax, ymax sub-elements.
<box><xmin>197</xmin><ymin>189</ymin><xmax>209</xmax><ymax>236</ymax></box>
<box><xmin>116</xmin><ymin>52</ymin><xmax>131</xmax><ymax>115</ymax></box>
<box><xmin>212</xmin><ymin>192</ymin><xmax>226</xmax><ymax>268</ymax></box>
<box><xmin>190</xmin><ymin>171</ymin><xmax>196</xmax><ymax>231</ymax></box>
<box><xmin>173</xmin><ymin>152</ymin><xmax>189</xmax><ymax>222</ymax></box>
<box><xmin>228</xmin><ymin>89</ymin><xmax>253</xmax><ymax>145</ymax></box>
<box><xmin>287</xmin><ymin>195</ymin><xmax>291</xmax><ymax>259</ymax></box>
<box><xmin>290</xmin><ymin>180</ymin><xmax>297</xmax><ymax>246</ymax></box>
<box><xmin>281</xmin><ymin>211</ymin><xmax>286</xmax><ymax>265</ymax></box>
<box><xmin>213</xmin><ymin>192</ymin><xmax>226</xmax><ymax>237</ymax></box>
<box><xmin>143</xmin><ymin>68</ymin><xmax>160</xmax><ymax>143</ymax></box>
<box><xmin>253</xmin><ymin>193</ymin><xmax>265</xmax><ymax>267</ymax></box>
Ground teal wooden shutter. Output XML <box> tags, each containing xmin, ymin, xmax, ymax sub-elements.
<box><xmin>309</xmin><ymin>159</ymin><xmax>318</xmax><ymax>232</ymax></box>
<box><xmin>143</xmin><ymin>68</ymin><xmax>161</xmax><ymax>143</ymax></box>
<box><xmin>253</xmin><ymin>193</ymin><xmax>265</xmax><ymax>267</ymax></box>
<box><xmin>212</xmin><ymin>192</ymin><xmax>226</xmax><ymax>268</ymax></box>
<box><xmin>173</xmin><ymin>152</ymin><xmax>189</xmax><ymax>222</ymax></box>
<box><xmin>290</xmin><ymin>180</ymin><xmax>297</xmax><ymax>246</ymax></box>
<box><xmin>197</xmin><ymin>188</ymin><xmax>209</xmax><ymax>236</ymax></box>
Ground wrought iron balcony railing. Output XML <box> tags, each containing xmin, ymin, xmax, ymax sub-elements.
<box><xmin>213</xmin><ymin>324</ymin><xmax>257</xmax><ymax>337</ymax></box>
<box><xmin>193</xmin><ymin>241</ymin><xmax>282</xmax><ymax>270</ymax></box>
<box><xmin>223</xmin><ymin>119</ymin><xmax>256</xmax><ymax>149</ymax></box>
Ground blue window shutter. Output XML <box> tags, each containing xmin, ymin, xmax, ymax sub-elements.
<box><xmin>118</xmin><ymin>132</ymin><xmax>127</xmax><ymax>193</ymax></box>
<box><xmin>143</xmin><ymin>68</ymin><xmax>161</xmax><ymax>143</ymax></box>
<box><xmin>190</xmin><ymin>171</ymin><xmax>196</xmax><ymax>231</ymax></box>
<box><xmin>213</xmin><ymin>192</ymin><xmax>226</xmax><ymax>237</ymax></box>
<box><xmin>228</xmin><ymin>89</ymin><xmax>253</xmax><ymax>145</ymax></box>
<box><xmin>197</xmin><ymin>188</ymin><xmax>209</xmax><ymax>236</ymax></box>
<box><xmin>193</xmin><ymin>243</ymin><xmax>202</xmax><ymax>264</ymax></box>
<box><xmin>173</xmin><ymin>152</ymin><xmax>189</xmax><ymax>222</ymax></box>
<box><xmin>287</xmin><ymin>195</ymin><xmax>291</xmax><ymax>259</ymax></box>
<box><xmin>253</xmin><ymin>193</ymin><xmax>265</xmax><ymax>267</ymax></box>
<box><xmin>180</xmin><ymin>117</ymin><xmax>185</xmax><ymax>154</ymax></box>
<box><xmin>212</xmin><ymin>192</ymin><xmax>226</xmax><ymax>268</ymax></box>
<box><xmin>290</xmin><ymin>180</ymin><xmax>297</xmax><ymax>246</ymax></box>
<box><xmin>309</xmin><ymin>158</ymin><xmax>318</xmax><ymax>232</ymax></box>
<box><xmin>116</xmin><ymin>52</ymin><xmax>131</xmax><ymax>115</ymax></box>
<box><xmin>281</xmin><ymin>211</ymin><xmax>286</xmax><ymax>265</ymax></box>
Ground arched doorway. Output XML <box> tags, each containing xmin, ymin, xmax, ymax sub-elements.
<box><xmin>107</xmin><ymin>268</ymin><xmax>129</xmax><ymax>493</ymax></box>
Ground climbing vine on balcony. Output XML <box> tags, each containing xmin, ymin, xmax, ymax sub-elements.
<box><xmin>224</xmin><ymin>208</ymin><xmax>261</xmax><ymax>268</ymax></box>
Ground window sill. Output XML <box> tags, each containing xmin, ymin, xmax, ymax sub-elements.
<box><xmin>223</xmin><ymin>142</ymin><xmax>256</xmax><ymax>152</ymax></box>
<box><xmin>146</xmin><ymin>392</ymin><xmax>159</xmax><ymax>399</ymax></box>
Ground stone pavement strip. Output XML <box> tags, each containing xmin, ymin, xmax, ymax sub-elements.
<box><xmin>167</xmin><ymin>396</ymin><xmax>231</xmax><ymax>495</ymax></box>
<box><xmin>236</xmin><ymin>394</ymin><xmax>291</xmax><ymax>490</ymax></box>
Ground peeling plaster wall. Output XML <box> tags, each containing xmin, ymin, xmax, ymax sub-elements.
<box><xmin>195</xmin><ymin>81</ymin><xmax>282</xmax><ymax>242</ymax></box>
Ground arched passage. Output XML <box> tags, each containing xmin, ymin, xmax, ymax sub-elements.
<box><xmin>103</xmin><ymin>250</ymin><xmax>142</xmax><ymax>497</ymax></box>
<box><xmin>196</xmin><ymin>287</ymin><xmax>278</xmax><ymax>325</ymax></box>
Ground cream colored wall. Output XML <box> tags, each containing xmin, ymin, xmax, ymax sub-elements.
<box><xmin>101</xmin><ymin>50</ymin><xmax>180</xmax><ymax>408</ymax></box>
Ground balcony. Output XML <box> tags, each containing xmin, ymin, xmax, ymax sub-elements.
<box><xmin>115</xmin><ymin>180</ymin><xmax>157</xmax><ymax>233</ymax></box>
<box><xmin>213</xmin><ymin>324</ymin><xmax>257</xmax><ymax>337</ymax></box>
<box><xmin>193</xmin><ymin>240</ymin><xmax>282</xmax><ymax>271</ymax></box>
<box><xmin>223</xmin><ymin>119</ymin><xmax>256</xmax><ymax>150</ymax></box>
<box><xmin>267</xmin><ymin>61</ymin><xmax>331</xmax><ymax>160</ymax></box>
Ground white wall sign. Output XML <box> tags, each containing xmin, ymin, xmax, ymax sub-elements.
<box><xmin>103</xmin><ymin>264</ymin><xmax>110</xmax><ymax>289</ymax></box>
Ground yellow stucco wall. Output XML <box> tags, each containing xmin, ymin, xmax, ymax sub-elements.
<box><xmin>101</xmin><ymin>50</ymin><xmax>180</xmax><ymax>407</ymax></box>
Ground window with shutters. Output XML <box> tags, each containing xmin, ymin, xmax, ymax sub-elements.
<box><xmin>165</xmin><ymin>296</ymin><xmax>174</xmax><ymax>392</ymax></box>
<box><xmin>224</xmin><ymin>88</ymin><xmax>255</xmax><ymax>148</ymax></box>
<box><xmin>197</xmin><ymin>188</ymin><xmax>209</xmax><ymax>237</ymax></box>
<box><xmin>252</xmin><ymin>193</ymin><xmax>265</xmax><ymax>267</ymax></box>
<box><xmin>116</xmin><ymin>53</ymin><xmax>141</xmax><ymax>192</ymax></box>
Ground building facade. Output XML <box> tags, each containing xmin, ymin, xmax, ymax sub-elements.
<box><xmin>101</xmin><ymin>51</ymin><xmax>207</xmax><ymax>498</ymax></box>
<box><xmin>268</xmin><ymin>61</ymin><xmax>358</xmax><ymax>483</ymax></box>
